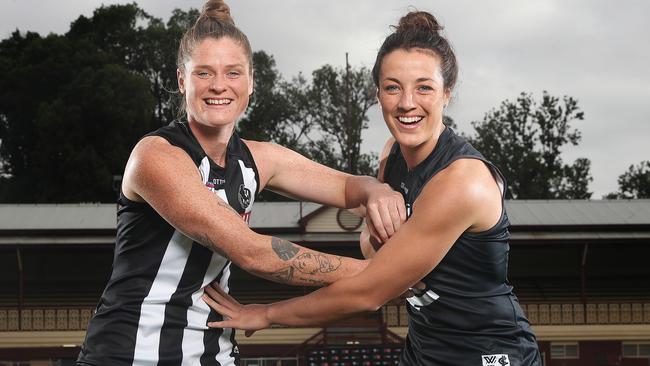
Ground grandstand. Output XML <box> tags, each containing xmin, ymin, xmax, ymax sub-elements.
<box><xmin>1</xmin><ymin>200</ymin><xmax>649</xmax><ymax>365</ymax></box>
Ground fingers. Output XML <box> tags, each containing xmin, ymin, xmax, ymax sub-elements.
<box><xmin>210</xmin><ymin>283</ymin><xmax>241</xmax><ymax>305</ymax></box>
<box><xmin>366</xmin><ymin>188</ymin><xmax>407</xmax><ymax>242</ymax></box>
<box><xmin>366</xmin><ymin>207</ymin><xmax>389</xmax><ymax>242</ymax></box>
<box><xmin>202</xmin><ymin>294</ymin><xmax>235</xmax><ymax>319</ymax></box>
<box><xmin>204</xmin><ymin>286</ymin><xmax>236</xmax><ymax>312</ymax></box>
<box><xmin>207</xmin><ymin>319</ymin><xmax>233</xmax><ymax>329</ymax></box>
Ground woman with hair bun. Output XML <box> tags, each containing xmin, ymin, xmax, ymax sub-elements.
<box><xmin>204</xmin><ymin>10</ymin><xmax>542</xmax><ymax>365</ymax></box>
<box><xmin>76</xmin><ymin>1</ymin><xmax>406</xmax><ymax>365</ymax></box>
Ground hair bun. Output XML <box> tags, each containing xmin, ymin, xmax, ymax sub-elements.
<box><xmin>396</xmin><ymin>11</ymin><xmax>443</xmax><ymax>34</ymax></box>
<box><xmin>201</xmin><ymin>0</ymin><xmax>234</xmax><ymax>24</ymax></box>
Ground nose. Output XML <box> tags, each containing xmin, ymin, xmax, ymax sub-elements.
<box><xmin>397</xmin><ymin>90</ymin><xmax>416</xmax><ymax>111</ymax></box>
<box><xmin>209</xmin><ymin>73</ymin><xmax>227</xmax><ymax>93</ymax></box>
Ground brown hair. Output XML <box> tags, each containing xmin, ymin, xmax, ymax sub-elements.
<box><xmin>371</xmin><ymin>11</ymin><xmax>458</xmax><ymax>92</ymax></box>
<box><xmin>176</xmin><ymin>0</ymin><xmax>253</xmax><ymax>117</ymax></box>
<box><xmin>176</xmin><ymin>0</ymin><xmax>253</xmax><ymax>74</ymax></box>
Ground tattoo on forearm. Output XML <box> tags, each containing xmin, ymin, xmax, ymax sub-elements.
<box><xmin>293</xmin><ymin>253</ymin><xmax>342</xmax><ymax>274</ymax></box>
<box><xmin>271</xmin><ymin>266</ymin><xmax>294</xmax><ymax>283</ymax></box>
<box><xmin>272</xmin><ymin>237</ymin><xmax>299</xmax><ymax>261</ymax></box>
<box><xmin>296</xmin><ymin>277</ymin><xmax>327</xmax><ymax>287</ymax></box>
<box><xmin>269</xmin><ymin>237</ymin><xmax>343</xmax><ymax>286</ymax></box>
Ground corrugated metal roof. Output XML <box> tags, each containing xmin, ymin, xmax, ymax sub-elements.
<box><xmin>1</xmin><ymin>200</ymin><xmax>649</xmax><ymax>231</ymax></box>
<box><xmin>248</xmin><ymin>202</ymin><xmax>320</xmax><ymax>228</ymax></box>
<box><xmin>505</xmin><ymin>200</ymin><xmax>650</xmax><ymax>226</ymax></box>
<box><xmin>0</xmin><ymin>202</ymin><xmax>321</xmax><ymax>230</ymax></box>
<box><xmin>0</xmin><ymin>203</ymin><xmax>116</xmax><ymax>230</ymax></box>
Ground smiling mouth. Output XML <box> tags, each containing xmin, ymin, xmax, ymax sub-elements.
<box><xmin>205</xmin><ymin>98</ymin><xmax>232</xmax><ymax>105</ymax></box>
<box><xmin>397</xmin><ymin>116</ymin><xmax>423</xmax><ymax>125</ymax></box>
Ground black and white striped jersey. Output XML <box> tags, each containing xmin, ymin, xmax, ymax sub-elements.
<box><xmin>78</xmin><ymin>121</ymin><xmax>259</xmax><ymax>366</ymax></box>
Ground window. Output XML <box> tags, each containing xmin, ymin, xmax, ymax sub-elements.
<box><xmin>550</xmin><ymin>342</ymin><xmax>579</xmax><ymax>359</ymax></box>
<box><xmin>622</xmin><ymin>342</ymin><xmax>650</xmax><ymax>358</ymax></box>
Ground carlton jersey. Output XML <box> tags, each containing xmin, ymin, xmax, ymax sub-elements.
<box><xmin>78</xmin><ymin>121</ymin><xmax>259</xmax><ymax>366</ymax></box>
<box><xmin>383</xmin><ymin>128</ymin><xmax>541</xmax><ymax>366</ymax></box>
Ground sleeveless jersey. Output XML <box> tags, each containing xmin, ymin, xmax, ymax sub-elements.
<box><xmin>78</xmin><ymin>121</ymin><xmax>259</xmax><ymax>366</ymax></box>
<box><xmin>383</xmin><ymin>127</ymin><xmax>541</xmax><ymax>366</ymax></box>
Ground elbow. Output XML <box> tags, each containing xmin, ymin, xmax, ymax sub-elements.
<box><xmin>350</xmin><ymin>288</ymin><xmax>386</xmax><ymax>313</ymax></box>
<box><xmin>225</xmin><ymin>235</ymin><xmax>264</xmax><ymax>274</ymax></box>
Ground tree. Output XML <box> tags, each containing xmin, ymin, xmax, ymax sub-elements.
<box><xmin>304</xmin><ymin>62</ymin><xmax>378</xmax><ymax>175</ymax></box>
<box><xmin>606</xmin><ymin>161</ymin><xmax>650</xmax><ymax>199</ymax></box>
<box><xmin>237</xmin><ymin>51</ymin><xmax>308</xmax><ymax>150</ymax></box>
<box><xmin>0</xmin><ymin>4</ymin><xmax>176</xmax><ymax>202</ymax></box>
<box><xmin>469</xmin><ymin>91</ymin><xmax>592</xmax><ymax>199</ymax></box>
<box><xmin>239</xmin><ymin>55</ymin><xmax>379</xmax><ymax>176</ymax></box>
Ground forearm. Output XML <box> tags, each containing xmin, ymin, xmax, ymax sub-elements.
<box><xmin>195</xmin><ymin>225</ymin><xmax>367</xmax><ymax>287</ymax></box>
<box><xmin>245</xmin><ymin>236</ymin><xmax>368</xmax><ymax>287</ymax></box>
<box><xmin>344</xmin><ymin>175</ymin><xmax>381</xmax><ymax>210</ymax></box>
<box><xmin>265</xmin><ymin>277</ymin><xmax>378</xmax><ymax>327</ymax></box>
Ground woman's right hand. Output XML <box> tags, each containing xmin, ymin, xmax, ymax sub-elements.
<box><xmin>203</xmin><ymin>283</ymin><xmax>270</xmax><ymax>336</ymax></box>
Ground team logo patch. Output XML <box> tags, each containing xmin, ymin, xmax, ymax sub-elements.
<box><xmin>482</xmin><ymin>354</ymin><xmax>510</xmax><ymax>366</ymax></box>
<box><xmin>238</xmin><ymin>184</ymin><xmax>252</xmax><ymax>210</ymax></box>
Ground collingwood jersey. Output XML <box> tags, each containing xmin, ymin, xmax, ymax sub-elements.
<box><xmin>78</xmin><ymin>121</ymin><xmax>259</xmax><ymax>366</ymax></box>
<box><xmin>383</xmin><ymin>127</ymin><xmax>541</xmax><ymax>366</ymax></box>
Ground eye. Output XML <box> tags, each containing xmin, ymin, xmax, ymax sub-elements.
<box><xmin>226</xmin><ymin>70</ymin><xmax>241</xmax><ymax>78</ymax></box>
<box><xmin>383</xmin><ymin>84</ymin><xmax>400</xmax><ymax>93</ymax></box>
<box><xmin>417</xmin><ymin>85</ymin><xmax>434</xmax><ymax>92</ymax></box>
<box><xmin>195</xmin><ymin>71</ymin><xmax>211</xmax><ymax>79</ymax></box>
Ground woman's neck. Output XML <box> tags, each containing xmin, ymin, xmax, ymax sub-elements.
<box><xmin>188</xmin><ymin>119</ymin><xmax>235</xmax><ymax>167</ymax></box>
<box><xmin>401</xmin><ymin>124</ymin><xmax>446</xmax><ymax>171</ymax></box>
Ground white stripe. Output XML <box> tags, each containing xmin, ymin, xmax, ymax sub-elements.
<box><xmin>237</xmin><ymin>159</ymin><xmax>257</xmax><ymax>213</ymax></box>
<box><xmin>180</xmin><ymin>252</ymin><xmax>230</xmax><ymax>366</ymax></box>
<box><xmin>199</xmin><ymin>157</ymin><xmax>210</xmax><ymax>184</ymax></box>
<box><xmin>132</xmin><ymin>230</ymin><xmax>193</xmax><ymax>365</ymax></box>
<box><xmin>216</xmin><ymin>263</ymin><xmax>236</xmax><ymax>365</ymax></box>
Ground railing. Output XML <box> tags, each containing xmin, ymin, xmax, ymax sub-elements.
<box><xmin>0</xmin><ymin>307</ymin><xmax>94</xmax><ymax>331</ymax></box>
<box><xmin>240</xmin><ymin>357</ymin><xmax>298</xmax><ymax>366</ymax></box>
<box><xmin>2</xmin><ymin>303</ymin><xmax>650</xmax><ymax>331</ymax></box>
<box><xmin>381</xmin><ymin>302</ymin><xmax>650</xmax><ymax>327</ymax></box>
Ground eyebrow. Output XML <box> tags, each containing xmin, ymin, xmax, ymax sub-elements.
<box><xmin>383</xmin><ymin>77</ymin><xmax>435</xmax><ymax>83</ymax></box>
<box><xmin>193</xmin><ymin>63</ymin><xmax>246</xmax><ymax>69</ymax></box>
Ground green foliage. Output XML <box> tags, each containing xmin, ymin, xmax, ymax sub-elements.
<box><xmin>306</xmin><ymin>64</ymin><xmax>377</xmax><ymax>175</ymax></box>
<box><xmin>238</xmin><ymin>54</ymin><xmax>378</xmax><ymax>177</ymax></box>
<box><xmin>606</xmin><ymin>161</ymin><xmax>650</xmax><ymax>199</ymax></box>
<box><xmin>0</xmin><ymin>4</ymin><xmax>197</xmax><ymax>202</ymax></box>
<box><xmin>469</xmin><ymin>91</ymin><xmax>592</xmax><ymax>199</ymax></box>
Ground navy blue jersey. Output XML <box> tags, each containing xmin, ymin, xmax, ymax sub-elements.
<box><xmin>78</xmin><ymin>121</ymin><xmax>259</xmax><ymax>365</ymax></box>
<box><xmin>383</xmin><ymin>127</ymin><xmax>541</xmax><ymax>366</ymax></box>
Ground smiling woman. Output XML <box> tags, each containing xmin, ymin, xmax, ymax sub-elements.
<box><xmin>74</xmin><ymin>0</ymin><xmax>407</xmax><ymax>365</ymax></box>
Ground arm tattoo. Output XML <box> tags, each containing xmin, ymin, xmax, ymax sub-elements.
<box><xmin>269</xmin><ymin>238</ymin><xmax>343</xmax><ymax>286</ymax></box>
<box><xmin>272</xmin><ymin>237</ymin><xmax>299</xmax><ymax>261</ymax></box>
<box><xmin>293</xmin><ymin>253</ymin><xmax>342</xmax><ymax>274</ymax></box>
<box><xmin>271</xmin><ymin>266</ymin><xmax>294</xmax><ymax>283</ymax></box>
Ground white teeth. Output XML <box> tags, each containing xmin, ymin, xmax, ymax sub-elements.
<box><xmin>398</xmin><ymin>116</ymin><xmax>423</xmax><ymax>124</ymax></box>
<box><xmin>206</xmin><ymin>99</ymin><xmax>231</xmax><ymax>105</ymax></box>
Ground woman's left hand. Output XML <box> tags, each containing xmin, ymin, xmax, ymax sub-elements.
<box><xmin>203</xmin><ymin>283</ymin><xmax>270</xmax><ymax>336</ymax></box>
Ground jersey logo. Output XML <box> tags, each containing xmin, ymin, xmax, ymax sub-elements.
<box><xmin>238</xmin><ymin>184</ymin><xmax>252</xmax><ymax>210</ymax></box>
<box><xmin>482</xmin><ymin>354</ymin><xmax>510</xmax><ymax>366</ymax></box>
<box><xmin>406</xmin><ymin>288</ymin><xmax>439</xmax><ymax>310</ymax></box>
<box><xmin>400</xmin><ymin>181</ymin><xmax>409</xmax><ymax>194</ymax></box>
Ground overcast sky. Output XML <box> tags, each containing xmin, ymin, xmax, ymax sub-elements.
<box><xmin>2</xmin><ymin>0</ymin><xmax>648</xmax><ymax>198</ymax></box>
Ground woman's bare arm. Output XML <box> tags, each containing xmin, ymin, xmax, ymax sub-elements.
<box><xmin>122</xmin><ymin>136</ymin><xmax>367</xmax><ymax>286</ymax></box>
